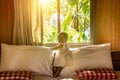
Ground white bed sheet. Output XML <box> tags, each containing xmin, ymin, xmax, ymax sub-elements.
<box><xmin>32</xmin><ymin>71</ymin><xmax>120</xmax><ymax>80</ymax></box>
<box><xmin>32</xmin><ymin>72</ymin><xmax>78</xmax><ymax>80</ymax></box>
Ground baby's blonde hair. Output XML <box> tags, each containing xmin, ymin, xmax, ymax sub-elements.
<box><xmin>58</xmin><ymin>32</ymin><xmax>68</xmax><ymax>43</ymax></box>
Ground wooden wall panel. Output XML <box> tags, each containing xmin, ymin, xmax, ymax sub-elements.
<box><xmin>0</xmin><ymin>0</ymin><xmax>14</xmax><ymax>54</ymax></box>
<box><xmin>112</xmin><ymin>0</ymin><xmax>120</xmax><ymax>50</ymax></box>
<box><xmin>95</xmin><ymin>0</ymin><xmax>120</xmax><ymax>50</ymax></box>
<box><xmin>0</xmin><ymin>0</ymin><xmax>14</xmax><ymax>44</ymax></box>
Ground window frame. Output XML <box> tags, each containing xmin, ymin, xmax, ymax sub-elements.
<box><xmin>39</xmin><ymin>0</ymin><xmax>93</xmax><ymax>47</ymax></box>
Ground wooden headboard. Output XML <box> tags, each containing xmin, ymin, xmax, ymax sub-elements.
<box><xmin>111</xmin><ymin>51</ymin><xmax>120</xmax><ymax>71</ymax></box>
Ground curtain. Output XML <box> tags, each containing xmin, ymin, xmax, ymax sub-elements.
<box><xmin>13</xmin><ymin>0</ymin><xmax>42</xmax><ymax>45</ymax></box>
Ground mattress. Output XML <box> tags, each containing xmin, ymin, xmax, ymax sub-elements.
<box><xmin>32</xmin><ymin>71</ymin><xmax>120</xmax><ymax>80</ymax></box>
<box><xmin>32</xmin><ymin>72</ymin><xmax>78</xmax><ymax>80</ymax></box>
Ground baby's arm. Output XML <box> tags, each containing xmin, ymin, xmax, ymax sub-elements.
<box><xmin>51</xmin><ymin>43</ymin><xmax>63</xmax><ymax>50</ymax></box>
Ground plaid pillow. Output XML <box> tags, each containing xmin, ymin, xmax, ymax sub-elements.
<box><xmin>0</xmin><ymin>71</ymin><xmax>32</xmax><ymax>80</ymax></box>
<box><xmin>76</xmin><ymin>69</ymin><xmax>117</xmax><ymax>80</ymax></box>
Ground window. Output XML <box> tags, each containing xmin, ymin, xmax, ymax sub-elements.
<box><xmin>33</xmin><ymin>0</ymin><xmax>90</xmax><ymax>45</ymax></box>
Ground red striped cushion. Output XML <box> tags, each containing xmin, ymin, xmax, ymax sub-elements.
<box><xmin>0</xmin><ymin>71</ymin><xmax>32</xmax><ymax>80</ymax></box>
<box><xmin>76</xmin><ymin>69</ymin><xmax>117</xmax><ymax>80</ymax></box>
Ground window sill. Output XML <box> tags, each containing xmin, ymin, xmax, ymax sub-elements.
<box><xmin>43</xmin><ymin>42</ymin><xmax>91</xmax><ymax>48</ymax></box>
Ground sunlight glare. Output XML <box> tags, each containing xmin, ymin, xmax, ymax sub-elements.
<box><xmin>38</xmin><ymin>0</ymin><xmax>48</xmax><ymax>6</ymax></box>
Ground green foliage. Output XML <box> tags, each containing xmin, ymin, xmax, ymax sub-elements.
<box><xmin>82</xmin><ymin>0</ymin><xmax>90</xmax><ymax>14</ymax></box>
<box><xmin>43</xmin><ymin>0</ymin><xmax>90</xmax><ymax>43</ymax></box>
<box><xmin>43</xmin><ymin>26</ymin><xmax>58</xmax><ymax>43</ymax></box>
<box><xmin>66</xmin><ymin>0</ymin><xmax>78</xmax><ymax>7</ymax></box>
<box><xmin>61</xmin><ymin>11</ymin><xmax>72</xmax><ymax>31</ymax></box>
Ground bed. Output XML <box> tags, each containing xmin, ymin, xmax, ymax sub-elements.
<box><xmin>0</xmin><ymin>43</ymin><xmax>120</xmax><ymax>80</ymax></box>
<box><xmin>32</xmin><ymin>71</ymin><xmax>120</xmax><ymax>80</ymax></box>
<box><xmin>32</xmin><ymin>51</ymin><xmax>120</xmax><ymax>80</ymax></box>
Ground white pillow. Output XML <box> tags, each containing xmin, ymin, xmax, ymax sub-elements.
<box><xmin>60</xmin><ymin>43</ymin><xmax>113</xmax><ymax>76</ymax></box>
<box><xmin>0</xmin><ymin>43</ymin><xmax>53</xmax><ymax>76</ymax></box>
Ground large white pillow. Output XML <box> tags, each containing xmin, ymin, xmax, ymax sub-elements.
<box><xmin>0</xmin><ymin>43</ymin><xmax>53</xmax><ymax>76</ymax></box>
<box><xmin>60</xmin><ymin>43</ymin><xmax>113</xmax><ymax>76</ymax></box>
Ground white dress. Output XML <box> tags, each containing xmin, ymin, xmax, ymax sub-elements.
<box><xmin>54</xmin><ymin>43</ymin><xmax>73</xmax><ymax>67</ymax></box>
